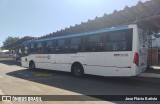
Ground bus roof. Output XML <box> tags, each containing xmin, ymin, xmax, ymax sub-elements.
<box><xmin>22</xmin><ymin>25</ymin><xmax>129</xmax><ymax>45</ymax></box>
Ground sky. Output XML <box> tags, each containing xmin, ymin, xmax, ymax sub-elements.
<box><xmin>0</xmin><ymin>0</ymin><xmax>150</xmax><ymax>47</ymax></box>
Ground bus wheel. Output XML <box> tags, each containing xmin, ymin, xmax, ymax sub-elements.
<box><xmin>72</xmin><ymin>64</ymin><xmax>84</xmax><ymax>77</ymax></box>
<box><xmin>29</xmin><ymin>61</ymin><xmax>36</xmax><ymax>70</ymax></box>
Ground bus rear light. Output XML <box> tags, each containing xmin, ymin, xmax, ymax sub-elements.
<box><xmin>133</xmin><ymin>52</ymin><xmax>139</xmax><ymax>66</ymax></box>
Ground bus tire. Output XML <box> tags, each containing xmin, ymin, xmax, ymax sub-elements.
<box><xmin>29</xmin><ymin>61</ymin><xmax>36</xmax><ymax>70</ymax></box>
<box><xmin>72</xmin><ymin>63</ymin><xmax>84</xmax><ymax>77</ymax></box>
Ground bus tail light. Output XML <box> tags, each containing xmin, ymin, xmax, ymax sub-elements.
<box><xmin>133</xmin><ymin>52</ymin><xmax>139</xmax><ymax>66</ymax></box>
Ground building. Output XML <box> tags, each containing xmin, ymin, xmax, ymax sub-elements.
<box><xmin>152</xmin><ymin>35</ymin><xmax>160</xmax><ymax>65</ymax></box>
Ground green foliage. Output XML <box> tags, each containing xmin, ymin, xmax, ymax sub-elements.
<box><xmin>3</xmin><ymin>36</ymin><xmax>20</xmax><ymax>46</ymax></box>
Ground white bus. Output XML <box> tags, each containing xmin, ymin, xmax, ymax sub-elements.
<box><xmin>21</xmin><ymin>24</ymin><xmax>148</xmax><ymax>77</ymax></box>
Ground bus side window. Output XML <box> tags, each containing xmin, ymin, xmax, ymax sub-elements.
<box><xmin>30</xmin><ymin>43</ymin><xmax>35</xmax><ymax>53</ymax></box>
<box><xmin>37</xmin><ymin>42</ymin><xmax>43</xmax><ymax>54</ymax></box>
<box><xmin>87</xmin><ymin>34</ymin><xmax>102</xmax><ymax>52</ymax></box>
<box><xmin>21</xmin><ymin>45</ymin><xmax>25</xmax><ymax>54</ymax></box>
<box><xmin>43</xmin><ymin>42</ymin><xmax>47</xmax><ymax>54</ymax></box>
<box><xmin>84</xmin><ymin>36</ymin><xmax>89</xmax><ymax>52</ymax></box>
<box><xmin>81</xmin><ymin>36</ymin><xmax>87</xmax><ymax>52</ymax></box>
<box><xmin>65</xmin><ymin>39</ymin><xmax>69</xmax><ymax>53</ymax></box>
<box><xmin>126</xmin><ymin>29</ymin><xmax>133</xmax><ymax>51</ymax></box>
<box><xmin>21</xmin><ymin>44</ymin><xmax>29</xmax><ymax>55</ymax></box>
<box><xmin>53</xmin><ymin>40</ymin><xmax>57</xmax><ymax>53</ymax></box>
<box><xmin>24</xmin><ymin>45</ymin><xmax>29</xmax><ymax>54</ymax></box>
<box><xmin>69</xmin><ymin>37</ymin><xmax>81</xmax><ymax>53</ymax></box>
<box><xmin>44</xmin><ymin>41</ymin><xmax>53</xmax><ymax>54</ymax></box>
<box><xmin>106</xmin><ymin>30</ymin><xmax>127</xmax><ymax>51</ymax></box>
<box><xmin>57</xmin><ymin>39</ymin><xmax>67</xmax><ymax>53</ymax></box>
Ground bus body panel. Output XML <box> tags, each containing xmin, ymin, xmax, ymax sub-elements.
<box><xmin>83</xmin><ymin>65</ymin><xmax>132</xmax><ymax>76</ymax></box>
<box><xmin>22</xmin><ymin>54</ymin><xmax>71</xmax><ymax>72</ymax></box>
<box><xmin>22</xmin><ymin>52</ymin><xmax>133</xmax><ymax>76</ymax></box>
<box><xmin>21</xmin><ymin>60</ymin><xmax>29</xmax><ymax>68</ymax></box>
<box><xmin>83</xmin><ymin>52</ymin><xmax>132</xmax><ymax>76</ymax></box>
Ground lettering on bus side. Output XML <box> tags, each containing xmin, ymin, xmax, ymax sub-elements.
<box><xmin>114</xmin><ymin>54</ymin><xmax>128</xmax><ymax>57</ymax></box>
<box><xmin>35</xmin><ymin>56</ymin><xmax>47</xmax><ymax>58</ymax></box>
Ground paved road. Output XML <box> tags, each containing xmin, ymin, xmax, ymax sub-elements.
<box><xmin>0</xmin><ymin>60</ymin><xmax>160</xmax><ymax>104</ymax></box>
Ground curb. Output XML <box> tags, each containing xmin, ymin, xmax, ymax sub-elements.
<box><xmin>152</xmin><ymin>66</ymin><xmax>160</xmax><ymax>70</ymax></box>
<box><xmin>138</xmin><ymin>73</ymin><xmax>160</xmax><ymax>78</ymax></box>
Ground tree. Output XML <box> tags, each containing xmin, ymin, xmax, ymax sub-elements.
<box><xmin>3</xmin><ymin>36</ymin><xmax>20</xmax><ymax>46</ymax></box>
